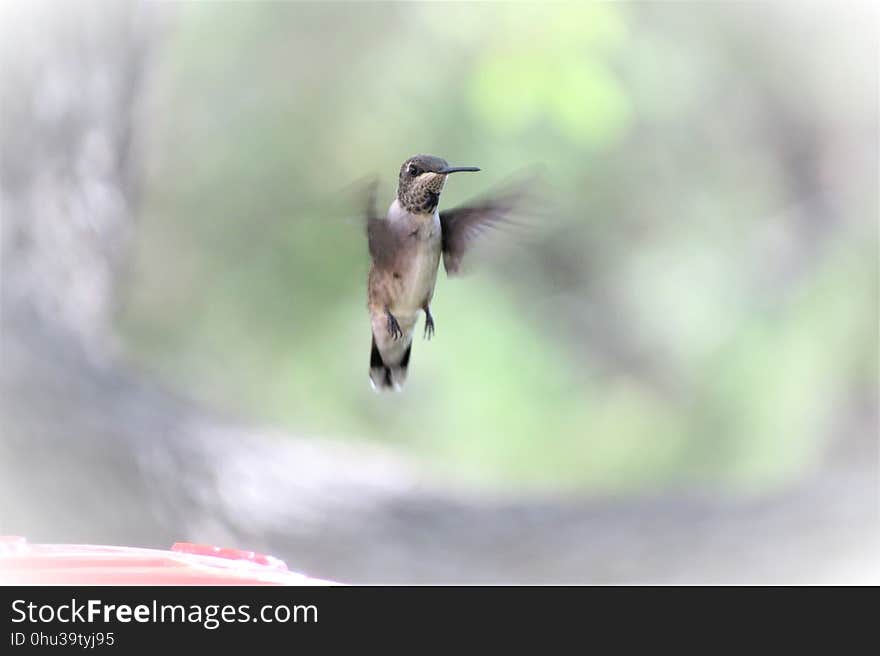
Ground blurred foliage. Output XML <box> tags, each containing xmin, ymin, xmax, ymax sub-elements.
<box><xmin>121</xmin><ymin>2</ymin><xmax>877</xmax><ymax>493</ymax></box>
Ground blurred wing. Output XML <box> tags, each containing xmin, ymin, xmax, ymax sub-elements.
<box><xmin>364</xmin><ymin>179</ymin><xmax>400</xmax><ymax>270</ymax></box>
<box><xmin>439</xmin><ymin>186</ymin><xmax>525</xmax><ymax>276</ymax></box>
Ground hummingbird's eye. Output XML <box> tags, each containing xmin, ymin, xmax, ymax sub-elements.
<box><xmin>407</xmin><ymin>163</ymin><xmax>420</xmax><ymax>176</ymax></box>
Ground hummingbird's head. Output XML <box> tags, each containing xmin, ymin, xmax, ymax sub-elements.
<box><xmin>397</xmin><ymin>154</ymin><xmax>480</xmax><ymax>214</ymax></box>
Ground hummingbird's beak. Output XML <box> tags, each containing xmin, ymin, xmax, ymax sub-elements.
<box><xmin>438</xmin><ymin>165</ymin><xmax>481</xmax><ymax>174</ymax></box>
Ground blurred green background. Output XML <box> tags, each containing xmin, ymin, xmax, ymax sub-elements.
<box><xmin>120</xmin><ymin>2</ymin><xmax>877</xmax><ymax>494</ymax></box>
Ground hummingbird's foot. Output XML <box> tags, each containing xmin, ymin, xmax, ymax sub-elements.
<box><xmin>423</xmin><ymin>307</ymin><xmax>435</xmax><ymax>340</ymax></box>
<box><xmin>386</xmin><ymin>310</ymin><xmax>403</xmax><ymax>340</ymax></box>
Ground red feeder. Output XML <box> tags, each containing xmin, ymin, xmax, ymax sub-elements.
<box><xmin>0</xmin><ymin>536</ymin><xmax>335</xmax><ymax>585</ymax></box>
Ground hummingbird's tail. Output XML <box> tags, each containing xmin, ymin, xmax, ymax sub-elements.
<box><xmin>369</xmin><ymin>334</ymin><xmax>411</xmax><ymax>391</ymax></box>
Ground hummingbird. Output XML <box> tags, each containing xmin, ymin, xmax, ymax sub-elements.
<box><xmin>366</xmin><ymin>154</ymin><xmax>520</xmax><ymax>391</ymax></box>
